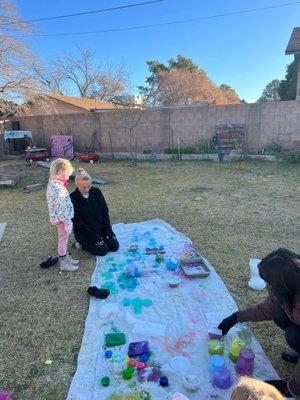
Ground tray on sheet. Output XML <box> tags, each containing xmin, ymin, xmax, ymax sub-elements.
<box><xmin>180</xmin><ymin>249</ymin><xmax>210</xmax><ymax>278</ymax></box>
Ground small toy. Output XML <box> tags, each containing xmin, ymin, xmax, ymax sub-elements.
<box><xmin>159</xmin><ymin>376</ymin><xmax>169</xmax><ymax>387</ymax></box>
<box><xmin>105</xmin><ymin>350</ymin><xmax>113</xmax><ymax>359</ymax></box>
<box><xmin>128</xmin><ymin>341</ymin><xmax>149</xmax><ymax>358</ymax></box>
<box><xmin>137</xmin><ymin>369</ymin><xmax>146</xmax><ymax>382</ymax></box>
<box><xmin>127</xmin><ymin>366</ymin><xmax>135</xmax><ymax>374</ymax></box>
<box><xmin>168</xmin><ymin>276</ymin><xmax>181</xmax><ymax>287</ymax></box>
<box><xmin>182</xmin><ymin>375</ymin><xmax>200</xmax><ymax>392</ymax></box>
<box><xmin>140</xmin><ymin>354</ymin><xmax>149</xmax><ymax>363</ymax></box>
<box><xmin>236</xmin><ymin>348</ymin><xmax>255</xmax><ymax>376</ymax></box>
<box><xmin>208</xmin><ymin>339</ymin><xmax>224</xmax><ymax>355</ymax></box>
<box><xmin>105</xmin><ymin>332</ymin><xmax>126</xmax><ymax>347</ymax></box>
<box><xmin>166</xmin><ymin>258</ymin><xmax>179</xmax><ymax>271</ymax></box>
<box><xmin>212</xmin><ymin>368</ymin><xmax>232</xmax><ymax>389</ymax></box>
<box><xmin>100</xmin><ymin>376</ymin><xmax>110</xmax><ymax>387</ymax></box>
<box><xmin>127</xmin><ymin>358</ymin><xmax>136</xmax><ymax>366</ymax></box>
<box><xmin>128</xmin><ymin>244</ymin><xmax>139</xmax><ymax>253</ymax></box>
<box><xmin>136</xmin><ymin>362</ymin><xmax>146</xmax><ymax>370</ymax></box>
<box><xmin>122</xmin><ymin>368</ymin><xmax>133</xmax><ymax>380</ymax></box>
<box><xmin>147</xmin><ymin>365</ymin><xmax>161</xmax><ymax>382</ymax></box>
<box><xmin>113</xmin><ymin>352</ymin><xmax>126</xmax><ymax>363</ymax></box>
<box><xmin>155</xmin><ymin>253</ymin><xmax>164</xmax><ymax>264</ymax></box>
<box><xmin>208</xmin><ymin>355</ymin><xmax>226</xmax><ymax>373</ymax></box>
<box><xmin>146</xmin><ymin>247</ymin><xmax>165</xmax><ymax>255</ymax></box>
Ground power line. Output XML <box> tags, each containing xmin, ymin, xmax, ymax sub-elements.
<box><xmin>11</xmin><ymin>1</ymin><xmax>300</xmax><ymax>38</ymax></box>
<box><xmin>0</xmin><ymin>0</ymin><xmax>163</xmax><ymax>26</ymax></box>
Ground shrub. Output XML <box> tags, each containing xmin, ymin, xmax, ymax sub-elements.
<box><xmin>164</xmin><ymin>146</ymin><xmax>196</xmax><ymax>154</ymax></box>
<box><xmin>196</xmin><ymin>138</ymin><xmax>211</xmax><ymax>153</ymax></box>
<box><xmin>278</xmin><ymin>150</ymin><xmax>300</xmax><ymax>163</ymax></box>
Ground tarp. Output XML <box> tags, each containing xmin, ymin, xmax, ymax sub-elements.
<box><xmin>67</xmin><ymin>219</ymin><xmax>279</xmax><ymax>400</ymax></box>
<box><xmin>4</xmin><ymin>130</ymin><xmax>32</xmax><ymax>140</ymax></box>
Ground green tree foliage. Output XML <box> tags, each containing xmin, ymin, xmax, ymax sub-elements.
<box><xmin>258</xmin><ymin>79</ymin><xmax>282</xmax><ymax>102</ymax></box>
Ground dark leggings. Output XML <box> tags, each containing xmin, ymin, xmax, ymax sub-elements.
<box><xmin>82</xmin><ymin>236</ymin><xmax>119</xmax><ymax>256</ymax></box>
<box><xmin>273</xmin><ymin>304</ymin><xmax>300</xmax><ymax>353</ymax></box>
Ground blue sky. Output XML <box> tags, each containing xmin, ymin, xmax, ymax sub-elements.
<box><xmin>17</xmin><ymin>0</ymin><xmax>299</xmax><ymax>103</ymax></box>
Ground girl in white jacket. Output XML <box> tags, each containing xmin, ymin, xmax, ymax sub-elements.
<box><xmin>46</xmin><ymin>158</ymin><xmax>79</xmax><ymax>272</ymax></box>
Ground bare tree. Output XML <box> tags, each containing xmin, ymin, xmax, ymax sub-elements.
<box><xmin>35</xmin><ymin>45</ymin><xmax>129</xmax><ymax>100</ymax></box>
<box><xmin>91</xmin><ymin>63</ymin><xmax>128</xmax><ymax>102</ymax></box>
<box><xmin>0</xmin><ymin>1</ymin><xmax>40</xmax><ymax>103</ymax></box>
<box><xmin>0</xmin><ymin>1</ymin><xmax>44</xmax><ymax>157</ymax></box>
<box><xmin>60</xmin><ymin>46</ymin><xmax>99</xmax><ymax>97</ymax></box>
<box><xmin>33</xmin><ymin>62</ymin><xmax>65</xmax><ymax>94</ymax></box>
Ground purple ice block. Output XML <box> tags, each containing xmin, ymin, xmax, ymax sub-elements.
<box><xmin>137</xmin><ymin>369</ymin><xmax>146</xmax><ymax>382</ymax></box>
<box><xmin>0</xmin><ymin>393</ymin><xmax>11</xmax><ymax>400</ymax></box>
<box><xmin>213</xmin><ymin>368</ymin><xmax>232</xmax><ymax>389</ymax></box>
<box><xmin>236</xmin><ymin>348</ymin><xmax>255</xmax><ymax>376</ymax></box>
<box><xmin>147</xmin><ymin>365</ymin><xmax>161</xmax><ymax>382</ymax></box>
<box><xmin>208</xmin><ymin>328</ymin><xmax>223</xmax><ymax>341</ymax></box>
<box><xmin>128</xmin><ymin>341</ymin><xmax>149</xmax><ymax>358</ymax></box>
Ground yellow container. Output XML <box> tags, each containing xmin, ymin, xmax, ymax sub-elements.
<box><xmin>208</xmin><ymin>339</ymin><xmax>224</xmax><ymax>355</ymax></box>
<box><xmin>229</xmin><ymin>338</ymin><xmax>246</xmax><ymax>362</ymax></box>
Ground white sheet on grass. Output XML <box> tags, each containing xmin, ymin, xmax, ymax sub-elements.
<box><xmin>67</xmin><ymin>219</ymin><xmax>279</xmax><ymax>400</ymax></box>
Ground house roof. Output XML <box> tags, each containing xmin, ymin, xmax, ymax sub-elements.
<box><xmin>47</xmin><ymin>93</ymin><xmax>124</xmax><ymax>110</ymax></box>
<box><xmin>285</xmin><ymin>27</ymin><xmax>300</xmax><ymax>55</ymax></box>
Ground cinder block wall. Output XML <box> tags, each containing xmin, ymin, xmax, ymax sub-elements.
<box><xmin>10</xmin><ymin>100</ymin><xmax>300</xmax><ymax>152</ymax></box>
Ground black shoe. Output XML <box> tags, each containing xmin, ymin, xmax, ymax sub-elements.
<box><xmin>282</xmin><ymin>348</ymin><xmax>300</xmax><ymax>364</ymax></box>
<box><xmin>87</xmin><ymin>286</ymin><xmax>110</xmax><ymax>299</ymax></box>
<box><xmin>39</xmin><ymin>256</ymin><xmax>59</xmax><ymax>269</ymax></box>
<box><xmin>265</xmin><ymin>380</ymin><xmax>293</xmax><ymax>397</ymax></box>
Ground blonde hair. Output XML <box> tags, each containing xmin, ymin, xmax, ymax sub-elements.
<box><xmin>75</xmin><ymin>168</ymin><xmax>91</xmax><ymax>185</ymax></box>
<box><xmin>231</xmin><ymin>377</ymin><xmax>284</xmax><ymax>400</ymax></box>
<box><xmin>50</xmin><ymin>158</ymin><xmax>74</xmax><ymax>178</ymax></box>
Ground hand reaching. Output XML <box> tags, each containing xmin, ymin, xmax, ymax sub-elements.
<box><xmin>218</xmin><ymin>313</ymin><xmax>238</xmax><ymax>335</ymax></box>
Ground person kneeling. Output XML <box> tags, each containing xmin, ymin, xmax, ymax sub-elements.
<box><xmin>70</xmin><ymin>168</ymin><xmax>119</xmax><ymax>256</ymax></box>
<box><xmin>218</xmin><ymin>248</ymin><xmax>300</xmax><ymax>398</ymax></box>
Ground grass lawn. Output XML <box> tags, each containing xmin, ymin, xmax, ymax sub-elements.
<box><xmin>0</xmin><ymin>159</ymin><xmax>299</xmax><ymax>399</ymax></box>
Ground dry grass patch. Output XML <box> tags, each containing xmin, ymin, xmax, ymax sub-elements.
<box><xmin>0</xmin><ymin>159</ymin><xmax>299</xmax><ymax>399</ymax></box>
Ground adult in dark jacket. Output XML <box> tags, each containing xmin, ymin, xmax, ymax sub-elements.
<box><xmin>218</xmin><ymin>248</ymin><xmax>300</xmax><ymax>398</ymax></box>
<box><xmin>70</xmin><ymin>168</ymin><xmax>119</xmax><ymax>256</ymax></box>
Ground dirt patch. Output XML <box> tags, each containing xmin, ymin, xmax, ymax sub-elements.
<box><xmin>0</xmin><ymin>161</ymin><xmax>49</xmax><ymax>186</ymax></box>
